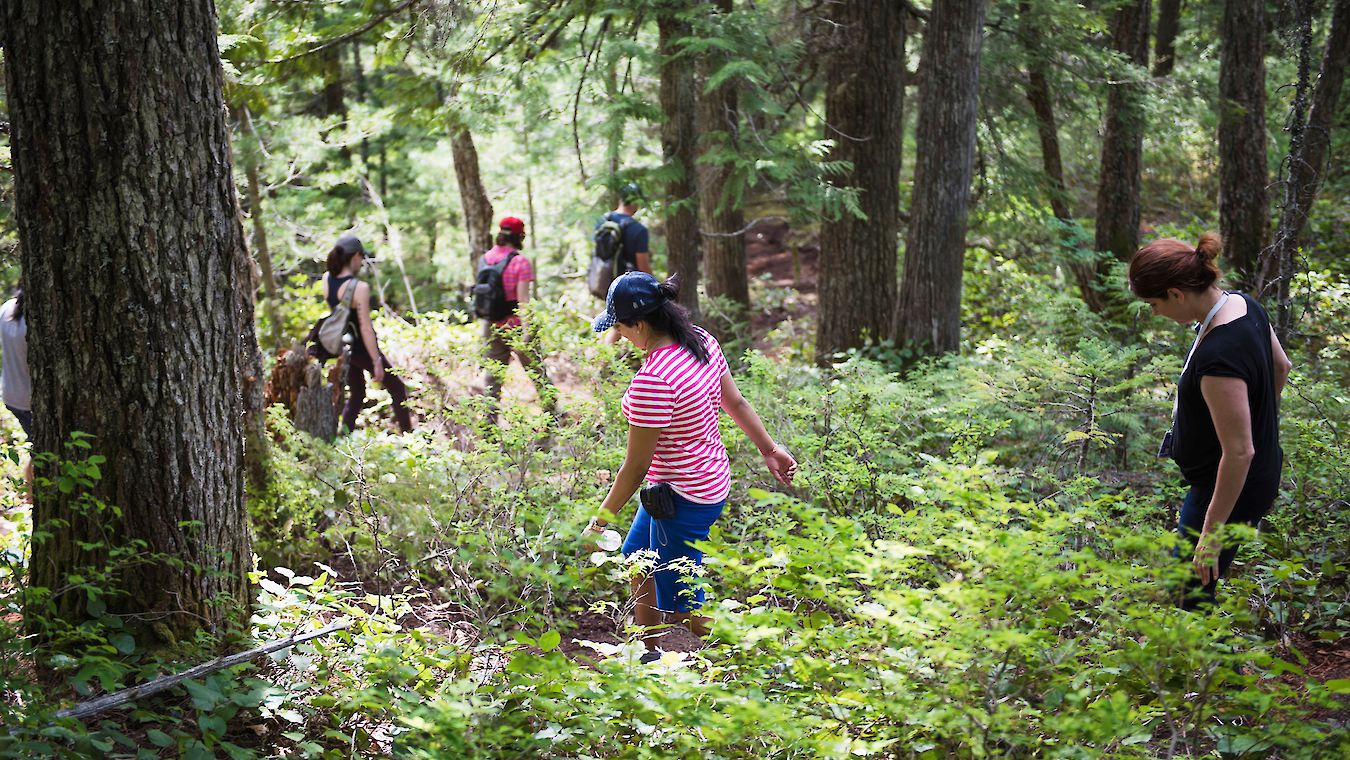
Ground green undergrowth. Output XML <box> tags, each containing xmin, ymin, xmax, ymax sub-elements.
<box><xmin>2</xmin><ymin>278</ymin><xmax>1349</xmax><ymax>758</ymax></box>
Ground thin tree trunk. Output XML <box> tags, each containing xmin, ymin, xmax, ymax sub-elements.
<box><xmin>1153</xmin><ymin>0</ymin><xmax>1182</xmax><ymax>77</ymax></box>
<box><xmin>895</xmin><ymin>0</ymin><xmax>986</xmax><ymax>357</ymax></box>
<box><xmin>1290</xmin><ymin>0</ymin><xmax>1349</xmax><ymax>242</ymax></box>
<box><xmin>450</xmin><ymin>127</ymin><xmax>494</xmax><ymax>271</ymax></box>
<box><xmin>1020</xmin><ymin>1</ymin><xmax>1101</xmax><ymax>311</ymax></box>
<box><xmin>1218</xmin><ymin>0</ymin><xmax>1269</xmax><ymax>293</ymax></box>
<box><xmin>319</xmin><ymin>44</ymin><xmax>349</xmax><ymax>163</ymax></box>
<box><xmin>362</xmin><ymin>177</ymin><xmax>419</xmax><ymax>317</ymax></box>
<box><xmin>1260</xmin><ymin>0</ymin><xmax>1349</xmax><ymax>337</ymax></box>
<box><xmin>699</xmin><ymin>0</ymin><xmax>749</xmax><ymax>340</ymax></box>
<box><xmin>4</xmin><ymin>0</ymin><xmax>254</xmax><ymax>643</ymax></box>
<box><xmin>235</xmin><ymin>105</ymin><xmax>285</xmax><ymax>350</ymax></box>
<box><xmin>605</xmin><ymin>56</ymin><xmax>623</xmax><ymax>196</ymax></box>
<box><xmin>321</xmin><ymin>46</ymin><xmax>346</xmax><ymax>116</ymax></box>
<box><xmin>523</xmin><ymin>123</ymin><xmax>538</xmax><ymax>259</ymax></box>
<box><xmin>659</xmin><ymin>3</ymin><xmax>702</xmax><ymax>316</ymax></box>
<box><xmin>232</xmin><ymin>109</ymin><xmax>271</xmax><ymax>499</ymax></box>
<box><xmin>1093</xmin><ymin>0</ymin><xmax>1151</xmax><ymax>313</ymax></box>
<box><xmin>815</xmin><ymin>0</ymin><xmax>905</xmax><ymax>364</ymax></box>
<box><xmin>352</xmin><ymin>40</ymin><xmax>370</xmax><ymax>168</ymax></box>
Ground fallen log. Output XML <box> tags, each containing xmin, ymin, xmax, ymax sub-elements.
<box><xmin>54</xmin><ymin>619</ymin><xmax>352</xmax><ymax>721</ymax></box>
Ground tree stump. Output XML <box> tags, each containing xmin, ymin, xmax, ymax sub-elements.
<box><xmin>264</xmin><ymin>342</ymin><xmax>346</xmax><ymax>441</ymax></box>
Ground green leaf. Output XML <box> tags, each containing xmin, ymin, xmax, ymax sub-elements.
<box><xmin>146</xmin><ymin>730</ymin><xmax>174</xmax><ymax>748</ymax></box>
<box><xmin>538</xmin><ymin>630</ymin><xmax>561</xmax><ymax>652</ymax></box>
<box><xmin>182</xmin><ymin>679</ymin><xmax>220</xmax><ymax>711</ymax></box>
<box><xmin>1326</xmin><ymin>679</ymin><xmax>1350</xmax><ymax>694</ymax></box>
<box><xmin>111</xmin><ymin>633</ymin><xmax>136</xmax><ymax>655</ymax></box>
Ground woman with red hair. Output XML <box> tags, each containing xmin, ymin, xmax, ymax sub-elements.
<box><xmin>1129</xmin><ymin>233</ymin><xmax>1292</xmax><ymax>609</ymax></box>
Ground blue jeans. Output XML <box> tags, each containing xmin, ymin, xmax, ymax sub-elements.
<box><xmin>1175</xmin><ymin>485</ymin><xmax>1271</xmax><ymax>610</ymax></box>
<box><xmin>622</xmin><ymin>490</ymin><xmax>726</xmax><ymax>613</ymax></box>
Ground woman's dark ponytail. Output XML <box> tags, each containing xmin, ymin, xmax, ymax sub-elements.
<box><xmin>625</xmin><ymin>274</ymin><xmax>710</xmax><ymax>364</ymax></box>
<box><xmin>10</xmin><ymin>289</ymin><xmax>23</xmax><ymax>322</ymax></box>
<box><xmin>495</xmin><ymin>230</ymin><xmax>524</xmax><ymax>249</ymax></box>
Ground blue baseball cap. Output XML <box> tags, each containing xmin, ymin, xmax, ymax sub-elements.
<box><xmin>592</xmin><ymin>271</ymin><xmax>665</xmax><ymax>332</ymax></box>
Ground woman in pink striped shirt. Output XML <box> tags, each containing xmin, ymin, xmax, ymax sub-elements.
<box><xmin>586</xmin><ymin>272</ymin><xmax>797</xmax><ymax>660</ymax></box>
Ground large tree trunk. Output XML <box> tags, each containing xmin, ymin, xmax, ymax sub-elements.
<box><xmin>1093</xmin><ymin>0</ymin><xmax>1151</xmax><ymax>310</ymax></box>
<box><xmin>450</xmin><ymin>127</ymin><xmax>494</xmax><ymax>271</ymax></box>
<box><xmin>1019</xmin><ymin>1</ymin><xmax>1102</xmax><ymax>311</ymax></box>
<box><xmin>3</xmin><ymin>0</ymin><xmax>254</xmax><ymax>643</ymax></box>
<box><xmin>814</xmin><ymin>0</ymin><xmax>905</xmax><ymax>364</ymax></box>
<box><xmin>1260</xmin><ymin>0</ymin><xmax>1349</xmax><ymax>336</ymax></box>
<box><xmin>698</xmin><ymin>0</ymin><xmax>750</xmax><ymax>339</ymax></box>
<box><xmin>1153</xmin><ymin>0</ymin><xmax>1182</xmax><ymax>77</ymax></box>
<box><xmin>1218</xmin><ymin>0</ymin><xmax>1269</xmax><ymax>293</ymax></box>
<box><xmin>659</xmin><ymin>3</ymin><xmax>702</xmax><ymax>316</ymax></box>
<box><xmin>894</xmin><ymin>0</ymin><xmax>986</xmax><ymax>357</ymax></box>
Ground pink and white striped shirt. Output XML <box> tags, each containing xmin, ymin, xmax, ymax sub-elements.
<box><xmin>622</xmin><ymin>328</ymin><xmax>731</xmax><ymax>504</ymax></box>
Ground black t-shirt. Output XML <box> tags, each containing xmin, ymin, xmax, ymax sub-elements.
<box><xmin>327</xmin><ymin>275</ymin><xmax>365</xmax><ymax>356</ymax></box>
<box><xmin>1172</xmin><ymin>292</ymin><xmax>1282</xmax><ymax>498</ymax></box>
<box><xmin>596</xmin><ymin>212</ymin><xmax>650</xmax><ymax>273</ymax></box>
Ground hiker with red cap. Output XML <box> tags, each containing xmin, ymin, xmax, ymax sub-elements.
<box><xmin>474</xmin><ymin>216</ymin><xmax>558</xmax><ymax>428</ymax></box>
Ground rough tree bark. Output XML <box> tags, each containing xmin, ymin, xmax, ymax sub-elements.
<box><xmin>1019</xmin><ymin>1</ymin><xmax>1102</xmax><ymax>311</ymax></box>
<box><xmin>698</xmin><ymin>0</ymin><xmax>750</xmax><ymax>339</ymax></box>
<box><xmin>1218</xmin><ymin>0</ymin><xmax>1269</xmax><ymax>293</ymax></box>
<box><xmin>894</xmin><ymin>0</ymin><xmax>986</xmax><ymax>357</ymax></box>
<box><xmin>1260</xmin><ymin>0</ymin><xmax>1349</xmax><ymax>337</ymax></box>
<box><xmin>659</xmin><ymin>1</ymin><xmax>702</xmax><ymax>316</ymax></box>
<box><xmin>1153</xmin><ymin>0</ymin><xmax>1182</xmax><ymax>77</ymax></box>
<box><xmin>814</xmin><ymin>0</ymin><xmax>905</xmax><ymax>364</ymax></box>
<box><xmin>3</xmin><ymin>0</ymin><xmax>255</xmax><ymax>642</ymax></box>
<box><xmin>450</xmin><ymin>126</ymin><xmax>495</xmax><ymax>271</ymax></box>
<box><xmin>1093</xmin><ymin>0</ymin><xmax>1151</xmax><ymax>311</ymax></box>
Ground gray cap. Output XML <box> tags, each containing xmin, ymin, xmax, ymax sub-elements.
<box><xmin>335</xmin><ymin>235</ymin><xmax>374</xmax><ymax>259</ymax></box>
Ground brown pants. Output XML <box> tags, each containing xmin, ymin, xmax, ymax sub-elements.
<box><xmin>482</xmin><ymin>322</ymin><xmax>555</xmax><ymax>422</ymax></box>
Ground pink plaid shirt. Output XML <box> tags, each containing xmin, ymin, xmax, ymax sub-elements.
<box><xmin>481</xmin><ymin>245</ymin><xmax>535</xmax><ymax>328</ymax></box>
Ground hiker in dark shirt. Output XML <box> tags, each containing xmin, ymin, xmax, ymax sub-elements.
<box><xmin>1129</xmin><ymin>233</ymin><xmax>1292</xmax><ymax>609</ymax></box>
<box><xmin>596</xmin><ymin>183</ymin><xmax>652</xmax><ymax>346</ymax></box>
<box><xmin>323</xmin><ymin>235</ymin><xmax>413</xmax><ymax>433</ymax></box>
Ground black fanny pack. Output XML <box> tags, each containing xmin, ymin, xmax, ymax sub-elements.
<box><xmin>640</xmin><ymin>483</ymin><xmax>678</xmax><ymax>520</ymax></box>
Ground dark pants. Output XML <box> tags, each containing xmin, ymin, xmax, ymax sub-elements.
<box><xmin>346</xmin><ymin>350</ymin><xmax>412</xmax><ymax>433</ymax></box>
<box><xmin>1175</xmin><ymin>485</ymin><xmax>1272</xmax><ymax>610</ymax></box>
<box><xmin>481</xmin><ymin>322</ymin><xmax>555</xmax><ymax>424</ymax></box>
<box><xmin>5</xmin><ymin>405</ymin><xmax>32</xmax><ymax>439</ymax></box>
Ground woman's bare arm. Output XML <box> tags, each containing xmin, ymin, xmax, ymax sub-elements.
<box><xmin>719</xmin><ymin>371</ymin><xmax>796</xmax><ymax>485</ymax></box>
<box><xmin>591</xmin><ymin>424</ymin><xmax>663</xmax><ymax>528</ymax></box>
<box><xmin>1195</xmin><ymin>375</ymin><xmax>1255</xmax><ymax>584</ymax></box>
<box><xmin>353</xmin><ymin>282</ymin><xmax>383</xmax><ymax>380</ymax></box>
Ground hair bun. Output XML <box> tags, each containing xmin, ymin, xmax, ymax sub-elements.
<box><xmin>658</xmin><ymin>274</ymin><xmax>682</xmax><ymax>300</ymax></box>
<box><xmin>1194</xmin><ymin>232</ymin><xmax>1222</xmax><ymax>263</ymax></box>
